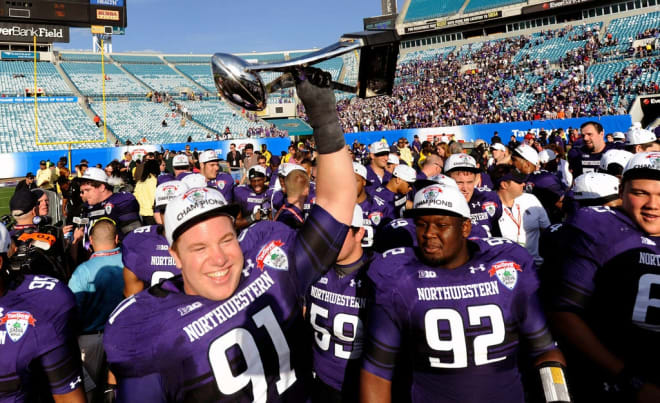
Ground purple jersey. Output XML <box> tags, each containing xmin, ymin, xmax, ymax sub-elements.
<box><xmin>274</xmin><ymin>202</ymin><xmax>305</xmax><ymax>229</ymax></box>
<box><xmin>266</xmin><ymin>184</ymin><xmax>316</xmax><ymax>218</ymax></box>
<box><xmin>567</xmin><ymin>143</ymin><xmax>613</xmax><ymax>177</ymax></box>
<box><xmin>233</xmin><ymin>184</ymin><xmax>268</xmax><ymax>217</ymax></box>
<box><xmin>84</xmin><ymin>191</ymin><xmax>141</xmax><ymax>237</ymax></box>
<box><xmin>306</xmin><ymin>253</ymin><xmax>373</xmax><ymax>395</ymax></box>
<box><xmin>372</xmin><ymin>186</ymin><xmax>406</xmax><ymax>221</ymax></box>
<box><xmin>552</xmin><ymin>207</ymin><xmax>660</xmax><ymax>381</ymax></box>
<box><xmin>526</xmin><ymin>170</ymin><xmax>565</xmax><ymax>223</ymax></box>
<box><xmin>468</xmin><ymin>188</ymin><xmax>502</xmax><ymax>238</ymax></box>
<box><xmin>104</xmin><ymin>205</ymin><xmax>349</xmax><ymax>402</ymax></box>
<box><xmin>0</xmin><ymin>274</ymin><xmax>83</xmax><ymax>401</ymax></box>
<box><xmin>358</xmin><ymin>195</ymin><xmax>389</xmax><ymax>249</ymax></box>
<box><xmin>157</xmin><ymin>173</ymin><xmax>176</xmax><ymax>185</ymax></box>
<box><xmin>374</xmin><ymin>218</ymin><xmax>417</xmax><ymax>252</ymax></box>
<box><xmin>122</xmin><ymin>225</ymin><xmax>179</xmax><ymax>287</ymax></box>
<box><xmin>479</xmin><ymin>172</ymin><xmax>494</xmax><ymax>190</ymax></box>
<box><xmin>207</xmin><ymin>172</ymin><xmax>235</xmax><ymax>203</ymax></box>
<box><xmin>363</xmin><ymin>239</ymin><xmax>555</xmax><ymax>402</ymax></box>
<box><xmin>365</xmin><ymin>166</ymin><xmax>392</xmax><ymax>196</ymax></box>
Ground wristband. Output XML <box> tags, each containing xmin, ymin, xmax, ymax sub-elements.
<box><xmin>537</xmin><ymin>361</ymin><xmax>571</xmax><ymax>403</ymax></box>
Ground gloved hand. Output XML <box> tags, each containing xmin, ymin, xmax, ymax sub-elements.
<box><xmin>294</xmin><ymin>67</ymin><xmax>344</xmax><ymax>154</ymax></box>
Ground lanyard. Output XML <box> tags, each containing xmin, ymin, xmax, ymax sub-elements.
<box><xmin>91</xmin><ymin>249</ymin><xmax>121</xmax><ymax>259</ymax></box>
<box><xmin>503</xmin><ymin>204</ymin><xmax>522</xmax><ymax>242</ymax></box>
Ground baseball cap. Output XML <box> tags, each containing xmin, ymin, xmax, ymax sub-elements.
<box><xmin>572</xmin><ymin>172</ymin><xmax>619</xmax><ymax>204</ymax></box>
<box><xmin>181</xmin><ymin>173</ymin><xmax>208</xmax><ymax>189</ymax></box>
<box><xmin>0</xmin><ymin>223</ymin><xmax>9</xmax><ymax>254</ymax></box>
<box><xmin>405</xmin><ymin>184</ymin><xmax>471</xmax><ymax>219</ymax></box>
<box><xmin>172</xmin><ymin>154</ymin><xmax>190</xmax><ymax>168</ymax></box>
<box><xmin>514</xmin><ymin>144</ymin><xmax>539</xmax><ymax>166</ymax></box>
<box><xmin>490</xmin><ymin>143</ymin><xmax>506</xmax><ymax>152</ymax></box>
<box><xmin>80</xmin><ymin>167</ymin><xmax>108</xmax><ymax>184</ymax></box>
<box><xmin>625</xmin><ymin>128</ymin><xmax>656</xmax><ymax>145</ymax></box>
<box><xmin>622</xmin><ymin>151</ymin><xmax>660</xmax><ymax>181</ymax></box>
<box><xmin>538</xmin><ymin>149</ymin><xmax>557</xmax><ymax>164</ymax></box>
<box><xmin>164</xmin><ymin>187</ymin><xmax>240</xmax><ymax>245</ymax></box>
<box><xmin>351</xmin><ymin>205</ymin><xmax>364</xmax><ymax>228</ymax></box>
<box><xmin>39</xmin><ymin>160</ymin><xmax>46</xmax><ymax>166</ymax></box>
<box><xmin>154</xmin><ymin>180</ymin><xmax>188</xmax><ymax>210</ymax></box>
<box><xmin>599</xmin><ymin>149</ymin><xmax>633</xmax><ymax>172</ymax></box>
<box><xmin>10</xmin><ymin>190</ymin><xmax>37</xmax><ymax>216</ymax></box>
<box><xmin>248</xmin><ymin>165</ymin><xmax>267</xmax><ymax>180</ymax></box>
<box><xmin>387</xmin><ymin>153</ymin><xmax>400</xmax><ymax>165</ymax></box>
<box><xmin>393</xmin><ymin>165</ymin><xmax>417</xmax><ymax>183</ymax></box>
<box><xmin>278</xmin><ymin>163</ymin><xmax>305</xmax><ymax>177</ymax></box>
<box><xmin>353</xmin><ymin>162</ymin><xmax>368</xmax><ymax>180</ymax></box>
<box><xmin>524</xmin><ymin>133</ymin><xmax>535</xmax><ymax>140</ymax></box>
<box><xmin>414</xmin><ymin>173</ymin><xmax>458</xmax><ymax>190</ymax></box>
<box><xmin>370</xmin><ymin>141</ymin><xmax>389</xmax><ymax>155</ymax></box>
<box><xmin>612</xmin><ymin>131</ymin><xmax>626</xmax><ymax>141</ymax></box>
<box><xmin>444</xmin><ymin>154</ymin><xmax>479</xmax><ymax>174</ymax></box>
<box><xmin>493</xmin><ymin>168</ymin><xmax>527</xmax><ymax>190</ymax></box>
<box><xmin>199</xmin><ymin>150</ymin><xmax>220</xmax><ymax>164</ymax></box>
<box><xmin>25</xmin><ymin>172</ymin><xmax>34</xmax><ymax>179</ymax></box>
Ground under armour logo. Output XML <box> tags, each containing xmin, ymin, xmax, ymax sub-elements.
<box><xmin>350</xmin><ymin>279</ymin><xmax>362</xmax><ymax>288</ymax></box>
<box><xmin>471</xmin><ymin>202</ymin><xmax>481</xmax><ymax>208</ymax></box>
<box><xmin>243</xmin><ymin>259</ymin><xmax>255</xmax><ymax>277</ymax></box>
<box><xmin>549</xmin><ymin>224</ymin><xmax>562</xmax><ymax>233</ymax></box>
<box><xmin>469</xmin><ymin>264</ymin><xmax>486</xmax><ymax>274</ymax></box>
<box><xmin>70</xmin><ymin>376</ymin><xmax>82</xmax><ymax>390</ymax></box>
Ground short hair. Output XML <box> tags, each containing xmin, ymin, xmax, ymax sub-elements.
<box><xmin>580</xmin><ymin>121</ymin><xmax>604</xmax><ymax>133</ymax></box>
<box><xmin>284</xmin><ymin>170</ymin><xmax>310</xmax><ymax>199</ymax></box>
<box><xmin>449</xmin><ymin>142</ymin><xmax>463</xmax><ymax>155</ymax></box>
<box><xmin>90</xmin><ymin>219</ymin><xmax>117</xmax><ymax>244</ymax></box>
<box><xmin>80</xmin><ymin>179</ymin><xmax>111</xmax><ymax>192</ymax></box>
<box><xmin>244</xmin><ymin>144</ymin><xmax>254</xmax><ymax>150</ymax></box>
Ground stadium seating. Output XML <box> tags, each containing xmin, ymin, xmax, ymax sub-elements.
<box><xmin>606</xmin><ymin>11</ymin><xmax>660</xmax><ymax>44</ymax></box>
<box><xmin>181</xmin><ymin>101</ymin><xmax>268</xmax><ymax>135</ymax></box>
<box><xmin>404</xmin><ymin>0</ymin><xmax>464</xmax><ymax>23</ymax></box>
<box><xmin>0</xmin><ymin>61</ymin><xmax>72</xmax><ymax>96</ymax></box>
<box><xmin>121</xmin><ymin>64</ymin><xmax>197</xmax><ymax>93</ymax></box>
<box><xmin>59</xmin><ymin>53</ymin><xmax>109</xmax><ymax>62</ymax></box>
<box><xmin>164</xmin><ymin>55</ymin><xmax>211</xmax><ymax>64</ymax></box>
<box><xmin>176</xmin><ymin>64</ymin><xmax>216</xmax><ymax>92</ymax></box>
<box><xmin>239</xmin><ymin>53</ymin><xmax>287</xmax><ymax>63</ymax></box>
<box><xmin>0</xmin><ymin>103</ymin><xmax>107</xmax><ymax>152</ymax></box>
<box><xmin>60</xmin><ymin>63</ymin><xmax>146</xmax><ymax>97</ymax></box>
<box><xmin>312</xmin><ymin>57</ymin><xmax>344</xmax><ymax>81</ymax></box>
<box><xmin>398</xmin><ymin>46</ymin><xmax>455</xmax><ymax>64</ymax></box>
<box><xmin>111</xmin><ymin>54</ymin><xmax>164</xmax><ymax>64</ymax></box>
<box><xmin>464</xmin><ymin>0</ymin><xmax>525</xmax><ymax>14</ymax></box>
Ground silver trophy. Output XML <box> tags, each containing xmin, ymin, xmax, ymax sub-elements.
<box><xmin>211</xmin><ymin>30</ymin><xmax>400</xmax><ymax>111</ymax></box>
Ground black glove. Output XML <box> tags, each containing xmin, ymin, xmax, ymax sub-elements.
<box><xmin>104</xmin><ymin>384</ymin><xmax>117</xmax><ymax>403</ymax></box>
<box><xmin>294</xmin><ymin>67</ymin><xmax>344</xmax><ymax>154</ymax></box>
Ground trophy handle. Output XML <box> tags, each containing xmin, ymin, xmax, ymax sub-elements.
<box><xmin>265</xmin><ymin>71</ymin><xmax>357</xmax><ymax>95</ymax></box>
<box><xmin>246</xmin><ymin>40</ymin><xmax>362</xmax><ymax>73</ymax></box>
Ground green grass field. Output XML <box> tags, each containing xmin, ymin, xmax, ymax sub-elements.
<box><xmin>0</xmin><ymin>186</ymin><xmax>15</xmax><ymax>217</ymax></box>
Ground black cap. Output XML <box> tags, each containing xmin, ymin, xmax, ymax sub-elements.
<box><xmin>39</xmin><ymin>160</ymin><xmax>46</xmax><ymax>166</ymax></box>
<box><xmin>10</xmin><ymin>190</ymin><xmax>37</xmax><ymax>215</ymax></box>
<box><xmin>25</xmin><ymin>172</ymin><xmax>34</xmax><ymax>179</ymax></box>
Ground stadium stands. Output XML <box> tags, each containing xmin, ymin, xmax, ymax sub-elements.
<box><xmin>59</xmin><ymin>53</ymin><xmax>109</xmax><ymax>62</ymax></box>
<box><xmin>175</xmin><ymin>64</ymin><xmax>215</xmax><ymax>92</ymax></box>
<box><xmin>111</xmin><ymin>54</ymin><xmax>164</xmax><ymax>64</ymax></box>
<box><xmin>60</xmin><ymin>62</ymin><xmax>146</xmax><ymax>97</ymax></box>
<box><xmin>164</xmin><ymin>55</ymin><xmax>211</xmax><ymax>64</ymax></box>
<box><xmin>180</xmin><ymin>101</ymin><xmax>268</xmax><ymax>136</ymax></box>
<box><xmin>0</xmin><ymin>103</ymin><xmax>107</xmax><ymax>152</ymax></box>
<box><xmin>0</xmin><ymin>61</ymin><xmax>72</xmax><ymax>96</ymax></box>
<box><xmin>464</xmin><ymin>0</ymin><xmax>525</xmax><ymax>14</ymax></box>
<box><xmin>121</xmin><ymin>64</ymin><xmax>197</xmax><ymax>93</ymax></box>
<box><xmin>404</xmin><ymin>0</ymin><xmax>464</xmax><ymax>23</ymax></box>
<box><xmin>312</xmin><ymin>57</ymin><xmax>343</xmax><ymax>81</ymax></box>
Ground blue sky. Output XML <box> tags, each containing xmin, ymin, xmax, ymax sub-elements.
<box><xmin>55</xmin><ymin>0</ymin><xmax>404</xmax><ymax>54</ymax></box>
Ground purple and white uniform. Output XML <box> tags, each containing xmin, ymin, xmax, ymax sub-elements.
<box><xmin>104</xmin><ymin>206</ymin><xmax>349</xmax><ymax>402</ymax></box>
<box><xmin>207</xmin><ymin>172</ymin><xmax>235</xmax><ymax>204</ymax></box>
<box><xmin>552</xmin><ymin>206</ymin><xmax>660</xmax><ymax>384</ymax></box>
<box><xmin>122</xmin><ymin>225</ymin><xmax>179</xmax><ymax>287</ymax></box>
<box><xmin>233</xmin><ymin>184</ymin><xmax>268</xmax><ymax>217</ymax></box>
<box><xmin>0</xmin><ymin>274</ymin><xmax>83</xmax><ymax>402</ymax></box>
<box><xmin>468</xmin><ymin>188</ymin><xmax>502</xmax><ymax>238</ymax></box>
<box><xmin>365</xmin><ymin>166</ymin><xmax>391</xmax><ymax>196</ymax></box>
<box><xmin>358</xmin><ymin>196</ymin><xmax>389</xmax><ymax>250</ymax></box>
<box><xmin>374</xmin><ymin>218</ymin><xmax>417</xmax><ymax>252</ymax></box>
<box><xmin>372</xmin><ymin>186</ymin><xmax>407</xmax><ymax>222</ymax></box>
<box><xmin>363</xmin><ymin>239</ymin><xmax>556</xmax><ymax>402</ymax></box>
<box><xmin>84</xmin><ymin>191</ymin><xmax>141</xmax><ymax>237</ymax></box>
<box><xmin>306</xmin><ymin>253</ymin><xmax>373</xmax><ymax>397</ymax></box>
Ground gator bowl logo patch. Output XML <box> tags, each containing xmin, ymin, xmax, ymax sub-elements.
<box><xmin>256</xmin><ymin>240</ymin><xmax>288</xmax><ymax>271</ymax></box>
<box><xmin>488</xmin><ymin>261</ymin><xmax>522</xmax><ymax>290</ymax></box>
<box><xmin>0</xmin><ymin>311</ymin><xmax>36</xmax><ymax>342</ymax></box>
<box><xmin>368</xmin><ymin>212</ymin><xmax>383</xmax><ymax>226</ymax></box>
<box><xmin>482</xmin><ymin>201</ymin><xmax>497</xmax><ymax>217</ymax></box>
<box><xmin>182</xmin><ymin>187</ymin><xmax>208</xmax><ymax>204</ymax></box>
<box><xmin>104</xmin><ymin>203</ymin><xmax>113</xmax><ymax>215</ymax></box>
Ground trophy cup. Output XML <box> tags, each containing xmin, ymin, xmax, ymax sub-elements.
<box><xmin>211</xmin><ymin>30</ymin><xmax>400</xmax><ymax>111</ymax></box>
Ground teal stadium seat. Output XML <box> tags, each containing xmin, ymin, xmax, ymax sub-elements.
<box><xmin>61</xmin><ymin>63</ymin><xmax>146</xmax><ymax>97</ymax></box>
<box><xmin>404</xmin><ymin>0</ymin><xmax>465</xmax><ymax>23</ymax></box>
<box><xmin>0</xmin><ymin>61</ymin><xmax>72</xmax><ymax>96</ymax></box>
<box><xmin>121</xmin><ymin>64</ymin><xmax>196</xmax><ymax>93</ymax></box>
<box><xmin>464</xmin><ymin>0</ymin><xmax>525</xmax><ymax>14</ymax></box>
<box><xmin>176</xmin><ymin>64</ymin><xmax>215</xmax><ymax>92</ymax></box>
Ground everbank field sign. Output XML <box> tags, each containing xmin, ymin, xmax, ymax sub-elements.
<box><xmin>0</xmin><ymin>23</ymin><xmax>69</xmax><ymax>43</ymax></box>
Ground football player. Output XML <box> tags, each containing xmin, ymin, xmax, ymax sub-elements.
<box><xmin>372</xmin><ymin>165</ymin><xmax>417</xmax><ymax>222</ymax></box>
<box><xmin>233</xmin><ymin>165</ymin><xmax>270</xmax><ymax>229</ymax></box>
<box><xmin>353</xmin><ymin>162</ymin><xmax>388</xmax><ymax>250</ymax></box>
<box><xmin>199</xmin><ymin>149</ymin><xmax>234</xmax><ymax>203</ymax></box>
<box><xmin>361</xmin><ymin>183</ymin><xmax>567</xmax><ymax>402</ymax></box>
<box><xmin>103</xmin><ymin>67</ymin><xmax>356</xmax><ymax>402</ymax></box>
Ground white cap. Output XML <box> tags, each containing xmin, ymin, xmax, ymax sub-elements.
<box><xmin>163</xmin><ymin>187</ymin><xmax>239</xmax><ymax>245</ymax></box>
<box><xmin>514</xmin><ymin>144</ymin><xmax>539</xmax><ymax>166</ymax></box>
<box><xmin>572</xmin><ymin>172</ymin><xmax>619</xmax><ymax>200</ymax></box>
<box><xmin>490</xmin><ymin>143</ymin><xmax>506</xmax><ymax>152</ymax></box>
<box><xmin>599</xmin><ymin>149</ymin><xmax>633</xmax><ymax>171</ymax></box>
<box><xmin>625</xmin><ymin>128</ymin><xmax>656</xmax><ymax>146</ymax></box>
<box><xmin>181</xmin><ymin>173</ymin><xmax>208</xmax><ymax>189</ymax></box>
<box><xmin>154</xmin><ymin>180</ymin><xmax>188</xmax><ymax>209</ymax></box>
<box><xmin>278</xmin><ymin>163</ymin><xmax>305</xmax><ymax>177</ymax></box>
<box><xmin>172</xmin><ymin>154</ymin><xmax>190</xmax><ymax>168</ymax></box>
<box><xmin>623</xmin><ymin>151</ymin><xmax>660</xmax><ymax>180</ymax></box>
<box><xmin>405</xmin><ymin>184</ymin><xmax>471</xmax><ymax>219</ymax></box>
<box><xmin>444</xmin><ymin>153</ymin><xmax>479</xmax><ymax>173</ymax></box>
<box><xmin>81</xmin><ymin>167</ymin><xmax>108</xmax><ymax>184</ymax></box>
<box><xmin>612</xmin><ymin>131</ymin><xmax>626</xmax><ymax>141</ymax></box>
<box><xmin>353</xmin><ymin>162</ymin><xmax>367</xmax><ymax>180</ymax></box>
<box><xmin>248</xmin><ymin>165</ymin><xmax>267</xmax><ymax>179</ymax></box>
<box><xmin>199</xmin><ymin>150</ymin><xmax>220</xmax><ymax>164</ymax></box>
<box><xmin>393</xmin><ymin>164</ymin><xmax>417</xmax><ymax>183</ymax></box>
<box><xmin>632</xmin><ymin>122</ymin><xmax>642</xmax><ymax>129</ymax></box>
<box><xmin>0</xmin><ymin>223</ymin><xmax>10</xmax><ymax>254</ymax></box>
<box><xmin>370</xmin><ymin>141</ymin><xmax>390</xmax><ymax>155</ymax></box>
<box><xmin>417</xmin><ymin>173</ymin><xmax>458</xmax><ymax>189</ymax></box>
<box><xmin>387</xmin><ymin>153</ymin><xmax>400</xmax><ymax>165</ymax></box>
<box><xmin>538</xmin><ymin>149</ymin><xmax>557</xmax><ymax>164</ymax></box>
<box><xmin>351</xmin><ymin>204</ymin><xmax>364</xmax><ymax>228</ymax></box>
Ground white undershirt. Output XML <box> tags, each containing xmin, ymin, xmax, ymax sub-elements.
<box><xmin>498</xmin><ymin>193</ymin><xmax>550</xmax><ymax>266</ymax></box>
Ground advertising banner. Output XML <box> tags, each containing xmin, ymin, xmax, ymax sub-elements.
<box><xmin>0</xmin><ymin>23</ymin><xmax>69</xmax><ymax>43</ymax></box>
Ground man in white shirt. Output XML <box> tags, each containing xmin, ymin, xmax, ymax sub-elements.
<box><xmin>492</xmin><ymin>164</ymin><xmax>550</xmax><ymax>267</ymax></box>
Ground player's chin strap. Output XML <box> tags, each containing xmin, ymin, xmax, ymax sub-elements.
<box><xmin>537</xmin><ymin>361</ymin><xmax>571</xmax><ymax>403</ymax></box>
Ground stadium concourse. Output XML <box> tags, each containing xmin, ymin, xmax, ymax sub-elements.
<box><xmin>2</xmin><ymin>0</ymin><xmax>660</xmax><ymax>402</ymax></box>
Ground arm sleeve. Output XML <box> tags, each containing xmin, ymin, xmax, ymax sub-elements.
<box><xmin>362</xmin><ymin>302</ymin><xmax>403</xmax><ymax>381</ymax></box>
<box><xmin>39</xmin><ymin>343</ymin><xmax>84</xmax><ymax>395</ymax></box>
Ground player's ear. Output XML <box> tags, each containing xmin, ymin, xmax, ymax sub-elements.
<box><xmin>461</xmin><ymin>218</ymin><xmax>471</xmax><ymax>238</ymax></box>
<box><xmin>169</xmin><ymin>245</ymin><xmax>183</xmax><ymax>270</ymax></box>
